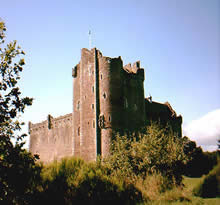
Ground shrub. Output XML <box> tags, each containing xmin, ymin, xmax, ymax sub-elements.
<box><xmin>135</xmin><ymin>172</ymin><xmax>170</xmax><ymax>201</ymax></box>
<box><xmin>0</xmin><ymin>146</ymin><xmax>42</xmax><ymax>205</ymax></box>
<box><xmin>33</xmin><ymin>157</ymin><xmax>143</xmax><ymax>204</ymax></box>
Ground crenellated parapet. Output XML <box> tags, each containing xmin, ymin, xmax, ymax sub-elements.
<box><xmin>28</xmin><ymin>120</ymin><xmax>47</xmax><ymax>134</ymax></box>
<box><xmin>51</xmin><ymin>113</ymin><xmax>72</xmax><ymax>128</ymax></box>
<box><xmin>29</xmin><ymin>113</ymin><xmax>72</xmax><ymax>133</ymax></box>
<box><xmin>123</xmin><ymin>61</ymin><xmax>145</xmax><ymax>81</ymax></box>
<box><xmin>124</xmin><ymin>61</ymin><xmax>140</xmax><ymax>73</ymax></box>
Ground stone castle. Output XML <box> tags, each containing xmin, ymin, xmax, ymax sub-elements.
<box><xmin>29</xmin><ymin>48</ymin><xmax>182</xmax><ymax>163</ymax></box>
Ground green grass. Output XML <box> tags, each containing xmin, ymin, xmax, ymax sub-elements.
<box><xmin>183</xmin><ymin>176</ymin><xmax>204</xmax><ymax>192</ymax></box>
<box><xmin>183</xmin><ymin>176</ymin><xmax>220</xmax><ymax>205</ymax></box>
<box><xmin>141</xmin><ymin>176</ymin><xmax>220</xmax><ymax>204</ymax></box>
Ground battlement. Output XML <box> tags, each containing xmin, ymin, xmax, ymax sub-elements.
<box><xmin>123</xmin><ymin>61</ymin><xmax>145</xmax><ymax>80</ymax></box>
<box><xmin>124</xmin><ymin>61</ymin><xmax>140</xmax><ymax>73</ymax></box>
<box><xmin>51</xmin><ymin>113</ymin><xmax>72</xmax><ymax>128</ymax></box>
<box><xmin>29</xmin><ymin>113</ymin><xmax>72</xmax><ymax>133</ymax></box>
<box><xmin>28</xmin><ymin>121</ymin><xmax>47</xmax><ymax>133</ymax></box>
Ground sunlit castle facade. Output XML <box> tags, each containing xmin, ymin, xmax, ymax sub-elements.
<box><xmin>29</xmin><ymin>48</ymin><xmax>182</xmax><ymax>163</ymax></box>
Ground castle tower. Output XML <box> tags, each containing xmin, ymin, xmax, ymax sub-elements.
<box><xmin>123</xmin><ymin>62</ymin><xmax>145</xmax><ymax>129</ymax></box>
<box><xmin>98</xmin><ymin>53</ymin><xmax>124</xmax><ymax>157</ymax></box>
<box><xmin>72</xmin><ymin>48</ymin><xmax>145</xmax><ymax>160</ymax></box>
<box><xmin>72</xmin><ymin>48</ymin><xmax>98</xmax><ymax>161</ymax></box>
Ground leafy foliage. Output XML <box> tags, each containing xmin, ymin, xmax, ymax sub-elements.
<box><xmin>34</xmin><ymin>157</ymin><xmax>143</xmax><ymax>205</ymax></box>
<box><xmin>0</xmin><ymin>21</ymin><xmax>41</xmax><ymax>204</ymax></box>
<box><xmin>104</xmin><ymin>123</ymin><xmax>188</xmax><ymax>185</ymax></box>
<box><xmin>31</xmin><ymin>124</ymin><xmax>190</xmax><ymax>204</ymax></box>
<box><xmin>182</xmin><ymin>136</ymin><xmax>218</xmax><ymax>177</ymax></box>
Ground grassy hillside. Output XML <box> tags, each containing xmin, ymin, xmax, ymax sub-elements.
<box><xmin>142</xmin><ymin>176</ymin><xmax>220</xmax><ymax>204</ymax></box>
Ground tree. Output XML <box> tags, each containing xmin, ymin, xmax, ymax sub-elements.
<box><xmin>0</xmin><ymin>21</ymin><xmax>41</xmax><ymax>204</ymax></box>
<box><xmin>104</xmin><ymin>123</ymin><xmax>188</xmax><ymax>185</ymax></box>
<box><xmin>182</xmin><ymin>136</ymin><xmax>217</xmax><ymax>177</ymax></box>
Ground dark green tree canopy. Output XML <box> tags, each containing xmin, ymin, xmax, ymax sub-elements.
<box><xmin>0</xmin><ymin>21</ymin><xmax>41</xmax><ymax>205</ymax></box>
<box><xmin>0</xmin><ymin>21</ymin><xmax>32</xmax><ymax>139</ymax></box>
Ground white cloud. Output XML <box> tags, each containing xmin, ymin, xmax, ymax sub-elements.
<box><xmin>183</xmin><ymin>109</ymin><xmax>220</xmax><ymax>152</ymax></box>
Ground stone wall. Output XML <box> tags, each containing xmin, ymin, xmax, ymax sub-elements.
<box><xmin>73</xmin><ymin>48</ymin><xmax>98</xmax><ymax>161</ymax></box>
<box><xmin>98</xmin><ymin>55</ymin><xmax>123</xmax><ymax>157</ymax></box>
<box><xmin>29</xmin><ymin>113</ymin><xmax>73</xmax><ymax>163</ymax></box>
<box><xmin>145</xmin><ymin>99</ymin><xmax>182</xmax><ymax>137</ymax></box>
<box><xmin>123</xmin><ymin>61</ymin><xmax>145</xmax><ymax>129</ymax></box>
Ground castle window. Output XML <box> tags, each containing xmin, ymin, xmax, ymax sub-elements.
<box><xmin>109</xmin><ymin>115</ymin><xmax>111</xmax><ymax>122</ymax></box>
<box><xmin>93</xmin><ymin>120</ymin><xmax>95</xmax><ymax>128</ymax></box>
<box><xmin>92</xmin><ymin>104</ymin><xmax>94</xmax><ymax>110</ymax></box>
<box><xmin>103</xmin><ymin>92</ymin><xmax>106</xmax><ymax>99</ymax></box>
<box><xmin>88</xmin><ymin>64</ymin><xmax>92</xmax><ymax>76</ymax></box>
<box><xmin>78</xmin><ymin>127</ymin><xmax>80</xmax><ymax>136</ymax></box>
<box><xmin>124</xmin><ymin>98</ymin><xmax>128</xmax><ymax>108</ymax></box>
<box><xmin>101</xmin><ymin>74</ymin><xmax>102</xmax><ymax>80</ymax></box>
<box><xmin>134</xmin><ymin>104</ymin><xmax>137</xmax><ymax>111</ymax></box>
<box><xmin>92</xmin><ymin>86</ymin><xmax>94</xmax><ymax>93</ymax></box>
<box><xmin>85</xmin><ymin>95</ymin><xmax>86</xmax><ymax>99</ymax></box>
<box><xmin>77</xmin><ymin>101</ymin><xmax>80</xmax><ymax>110</ymax></box>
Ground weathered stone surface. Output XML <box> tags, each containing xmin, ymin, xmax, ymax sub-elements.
<box><xmin>29</xmin><ymin>48</ymin><xmax>182</xmax><ymax>163</ymax></box>
<box><xmin>29</xmin><ymin>113</ymin><xmax>73</xmax><ymax>163</ymax></box>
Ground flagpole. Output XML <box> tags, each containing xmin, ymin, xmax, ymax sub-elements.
<box><xmin>89</xmin><ymin>30</ymin><xmax>92</xmax><ymax>49</ymax></box>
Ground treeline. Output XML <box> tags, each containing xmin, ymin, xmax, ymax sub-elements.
<box><xmin>182</xmin><ymin>136</ymin><xmax>218</xmax><ymax>177</ymax></box>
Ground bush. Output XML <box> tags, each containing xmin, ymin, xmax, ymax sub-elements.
<box><xmin>193</xmin><ymin>160</ymin><xmax>220</xmax><ymax>198</ymax></box>
<box><xmin>33</xmin><ymin>157</ymin><xmax>143</xmax><ymax>204</ymax></box>
<box><xmin>135</xmin><ymin>172</ymin><xmax>170</xmax><ymax>201</ymax></box>
<box><xmin>0</xmin><ymin>146</ymin><xmax>42</xmax><ymax>205</ymax></box>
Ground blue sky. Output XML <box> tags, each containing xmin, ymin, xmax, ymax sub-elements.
<box><xmin>1</xmin><ymin>0</ymin><xmax>219</xmax><ymax>150</ymax></box>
